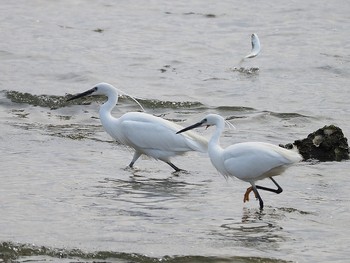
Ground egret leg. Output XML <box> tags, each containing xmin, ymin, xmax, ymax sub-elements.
<box><xmin>247</xmin><ymin>178</ymin><xmax>283</xmax><ymax>209</ymax></box>
<box><xmin>165</xmin><ymin>161</ymin><xmax>182</xmax><ymax>172</ymax></box>
<box><xmin>129</xmin><ymin>152</ymin><xmax>142</xmax><ymax>168</ymax></box>
<box><xmin>255</xmin><ymin>177</ymin><xmax>283</xmax><ymax>194</ymax></box>
<box><xmin>251</xmin><ymin>184</ymin><xmax>264</xmax><ymax>210</ymax></box>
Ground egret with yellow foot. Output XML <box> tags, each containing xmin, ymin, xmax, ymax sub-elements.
<box><xmin>177</xmin><ymin>114</ymin><xmax>302</xmax><ymax>209</ymax></box>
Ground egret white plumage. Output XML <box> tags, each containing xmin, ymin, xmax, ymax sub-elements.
<box><xmin>177</xmin><ymin>114</ymin><xmax>302</xmax><ymax>209</ymax></box>
<box><xmin>67</xmin><ymin>83</ymin><xmax>207</xmax><ymax>171</ymax></box>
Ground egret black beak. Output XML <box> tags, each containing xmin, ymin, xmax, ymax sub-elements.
<box><xmin>67</xmin><ymin>87</ymin><xmax>96</xmax><ymax>101</ymax></box>
<box><xmin>176</xmin><ymin>120</ymin><xmax>205</xmax><ymax>134</ymax></box>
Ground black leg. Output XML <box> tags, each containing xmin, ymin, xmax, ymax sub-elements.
<box><xmin>255</xmin><ymin>177</ymin><xmax>283</xmax><ymax>194</ymax></box>
<box><xmin>129</xmin><ymin>152</ymin><xmax>141</xmax><ymax>168</ymax></box>
<box><xmin>249</xmin><ymin>178</ymin><xmax>283</xmax><ymax>209</ymax></box>
<box><xmin>166</xmin><ymin>161</ymin><xmax>181</xmax><ymax>172</ymax></box>
<box><xmin>251</xmin><ymin>185</ymin><xmax>264</xmax><ymax>210</ymax></box>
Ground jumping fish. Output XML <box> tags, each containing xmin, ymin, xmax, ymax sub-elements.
<box><xmin>233</xmin><ymin>33</ymin><xmax>261</xmax><ymax>74</ymax></box>
<box><xmin>239</xmin><ymin>33</ymin><xmax>261</xmax><ymax>64</ymax></box>
<box><xmin>245</xmin><ymin>33</ymin><xmax>261</xmax><ymax>59</ymax></box>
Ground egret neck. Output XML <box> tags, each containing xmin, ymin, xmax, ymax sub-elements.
<box><xmin>207</xmin><ymin>117</ymin><xmax>226</xmax><ymax>176</ymax></box>
<box><xmin>99</xmin><ymin>90</ymin><xmax>119</xmax><ymax>137</ymax></box>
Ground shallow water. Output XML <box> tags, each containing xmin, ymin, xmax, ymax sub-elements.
<box><xmin>1</xmin><ymin>1</ymin><xmax>350</xmax><ymax>262</ymax></box>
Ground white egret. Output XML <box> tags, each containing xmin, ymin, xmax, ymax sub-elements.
<box><xmin>67</xmin><ymin>83</ymin><xmax>208</xmax><ymax>171</ymax></box>
<box><xmin>177</xmin><ymin>114</ymin><xmax>302</xmax><ymax>209</ymax></box>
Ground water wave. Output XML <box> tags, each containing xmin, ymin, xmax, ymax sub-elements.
<box><xmin>4</xmin><ymin>91</ymin><xmax>307</xmax><ymax>121</ymax></box>
<box><xmin>268</xmin><ymin>111</ymin><xmax>309</xmax><ymax>119</ymax></box>
<box><xmin>0</xmin><ymin>241</ymin><xmax>291</xmax><ymax>263</ymax></box>
<box><xmin>5</xmin><ymin>90</ymin><xmax>68</xmax><ymax>109</ymax></box>
<box><xmin>3</xmin><ymin>90</ymin><xmax>204</xmax><ymax>110</ymax></box>
<box><xmin>230</xmin><ymin>67</ymin><xmax>260</xmax><ymax>75</ymax></box>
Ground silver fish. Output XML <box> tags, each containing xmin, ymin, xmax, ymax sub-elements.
<box><xmin>244</xmin><ymin>33</ymin><xmax>261</xmax><ymax>59</ymax></box>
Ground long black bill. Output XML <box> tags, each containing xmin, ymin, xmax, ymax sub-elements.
<box><xmin>67</xmin><ymin>87</ymin><xmax>96</xmax><ymax>101</ymax></box>
<box><xmin>176</xmin><ymin>120</ymin><xmax>204</xmax><ymax>134</ymax></box>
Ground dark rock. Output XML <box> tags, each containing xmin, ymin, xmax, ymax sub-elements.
<box><xmin>280</xmin><ymin>125</ymin><xmax>349</xmax><ymax>162</ymax></box>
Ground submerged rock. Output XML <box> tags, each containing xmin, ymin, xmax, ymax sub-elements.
<box><xmin>281</xmin><ymin>125</ymin><xmax>349</xmax><ymax>162</ymax></box>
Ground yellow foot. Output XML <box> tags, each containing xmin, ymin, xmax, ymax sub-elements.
<box><xmin>243</xmin><ymin>186</ymin><xmax>258</xmax><ymax>203</ymax></box>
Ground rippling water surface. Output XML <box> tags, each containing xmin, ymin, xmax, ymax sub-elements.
<box><xmin>1</xmin><ymin>1</ymin><xmax>349</xmax><ymax>262</ymax></box>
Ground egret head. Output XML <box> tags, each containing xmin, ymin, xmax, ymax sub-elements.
<box><xmin>176</xmin><ymin>114</ymin><xmax>226</xmax><ymax>134</ymax></box>
<box><xmin>67</xmin><ymin>83</ymin><xmax>145</xmax><ymax>112</ymax></box>
<box><xmin>67</xmin><ymin>83</ymin><xmax>117</xmax><ymax>101</ymax></box>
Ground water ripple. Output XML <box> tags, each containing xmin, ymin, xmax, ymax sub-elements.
<box><xmin>0</xmin><ymin>241</ymin><xmax>292</xmax><ymax>263</ymax></box>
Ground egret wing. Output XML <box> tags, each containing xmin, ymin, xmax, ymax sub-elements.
<box><xmin>117</xmin><ymin>113</ymin><xmax>207</xmax><ymax>159</ymax></box>
<box><xmin>223</xmin><ymin>142</ymin><xmax>300</xmax><ymax>181</ymax></box>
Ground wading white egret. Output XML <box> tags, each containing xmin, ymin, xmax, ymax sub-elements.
<box><xmin>67</xmin><ymin>83</ymin><xmax>208</xmax><ymax>171</ymax></box>
<box><xmin>177</xmin><ymin>114</ymin><xmax>302</xmax><ymax>209</ymax></box>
